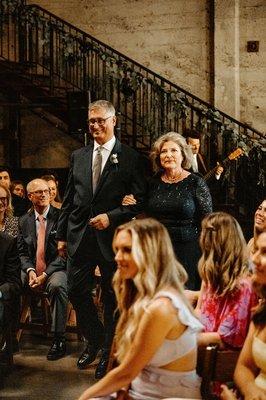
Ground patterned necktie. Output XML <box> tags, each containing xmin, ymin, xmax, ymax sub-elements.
<box><xmin>92</xmin><ymin>146</ymin><xmax>103</xmax><ymax>193</ymax></box>
<box><xmin>36</xmin><ymin>215</ymin><xmax>46</xmax><ymax>276</ymax></box>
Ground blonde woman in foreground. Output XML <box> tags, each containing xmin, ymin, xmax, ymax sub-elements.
<box><xmin>78</xmin><ymin>218</ymin><xmax>203</xmax><ymax>400</ymax></box>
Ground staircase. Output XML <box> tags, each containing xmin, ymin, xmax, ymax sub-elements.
<box><xmin>0</xmin><ymin>0</ymin><xmax>265</xmax><ymax>215</ymax></box>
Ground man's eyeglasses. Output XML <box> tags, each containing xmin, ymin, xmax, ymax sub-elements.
<box><xmin>0</xmin><ymin>197</ymin><xmax>7</xmax><ymax>202</ymax></box>
<box><xmin>30</xmin><ymin>189</ymin><xmax>50</xmax><ymax>196</ymax></box>
<box><xmin>88</xmin><ymin>116</ymin><xmax>113</xmax><ymax>126</ymax></box>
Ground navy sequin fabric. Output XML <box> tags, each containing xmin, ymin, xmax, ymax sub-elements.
<box><xmin>147</xmin><ymin>173</ymin><xmax>212</xmax><ymax>289</ymax></box>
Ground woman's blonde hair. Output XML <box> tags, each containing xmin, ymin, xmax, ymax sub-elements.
<box><xmin>199</xmin><ymin>212</ymin><xmax>248</xmax><ymax>297</ymax></box>
<box><xmin>150</xmin><ymin>132</ymin><xmax>193</xmax><ymax>172</ymax></box>
<box><xmin>0</xmin><ymin>183</ymin><xmax>13</xmax><ymax>217</ymax></box>
<box><xmin>112</xmin><ymin>218</ymin><xmax>190</xmax><ymax>362</ymax></box>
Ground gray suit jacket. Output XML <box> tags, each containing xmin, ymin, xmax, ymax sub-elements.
<box><xmin>18</xmin><ymin>206</ymin><xmax>66</xmax><ymax>276</ymax></box>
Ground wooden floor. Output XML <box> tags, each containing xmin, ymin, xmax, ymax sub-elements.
<box><xmin>1</xmin><ymin>334</ymin><xmax>97</xmax><ymax>400</ymax></box>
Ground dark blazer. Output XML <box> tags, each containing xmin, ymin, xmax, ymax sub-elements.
<box><xmin>0</xmin><ymin>232</ymin><xmax>21</xmax><ymax>300</ymax></box>
<box><xmin>18</xmin><ymin>206</ymin><xmax>66</xmax><ymax>276</ymax></box>
<box><xmin>196</xmin><ymin>154</ymin><xmax>208</xmax><ymax>176</ymax></box>
<box><xmin>56</xmin><ymin>138</ymin><xmax>147</xmax><ymax>260</ymax></box>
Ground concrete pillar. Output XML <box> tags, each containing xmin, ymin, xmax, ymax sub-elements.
<box><xmin>214</xmin><ymin>0</ymin><xmax>240</xmax><ymax>119</ymax></box>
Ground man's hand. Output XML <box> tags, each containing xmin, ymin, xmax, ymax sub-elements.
<box><xmin>30</xmin><ymin>273</ymin><xmax>47</xmax><ymax>289</ymax></box>
<box><xmin>89</xmin><ymin>213</ymin><xmax>110</xmax><ymax>230</ymax></box>
<box><xmin>215</xmin><ymin>162</ymin><xmax>224</xmax><ymax>176</ymax></box>
<box><xmin>28</xmin><ymin>270</ymin><xmax>37</xmax><ymax>287</ymax></box>
<box><xmin>122</xmin><ymin>194</ymin><xmax>137</xmax><ymax>205</ymax></box>
<box><xmin>58</xmin><ymin>240</ymin><xmax>67</xmax><ymax>259</ymax></box>
<box><xmin>28</xmin><ymin>271</ymin><xmax>47</xmax><ymax>290</ymax></box>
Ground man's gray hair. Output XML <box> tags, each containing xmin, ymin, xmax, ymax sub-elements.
<box><xmin>89</xmin><ymin>100</ymin><xmax>115</xmax><ymax>116</ymax></box>
<box><xmin>26</xmin><ymin>178</ymin><xmax>49</xmax><ymax>194</ymax></box>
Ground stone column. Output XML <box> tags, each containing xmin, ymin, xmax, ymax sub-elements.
<box><xmin>214</xmin><ymin>0</ymin><xmax>240</xmax><ymax>119</ymax></box>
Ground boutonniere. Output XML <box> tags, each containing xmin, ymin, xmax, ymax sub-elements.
<box><xmin>110</xmin><ymin>153</ymin><xmax>119</xmax><ymax>164</ymax></box>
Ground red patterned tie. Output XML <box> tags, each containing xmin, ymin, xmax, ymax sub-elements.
<box><xmin>36</xmin><ymin>215</ymin><xmax>46</xmax><ymax>276</ymax></box>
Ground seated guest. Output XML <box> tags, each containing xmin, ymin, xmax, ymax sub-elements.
<box><xmin>10</xmin><ymin>180</ymin><xmax>25</xmax><ymax>198</ymax></box>
<box><xmin>41</xmin><ymin>175</ymin><xmax>62</xmax><ymax>209</ymax></box>
<box><xmin>0</xmin><ymin>166</ymin><xmax>29</xmax><ymax>217</ymax></box>
<box><xmin>0</xmin><ymin>232</ymin><xmax>21</xmax><ymax>354</ymax></box>
<box><xmin>18</xmin><ymin>178</ymin><xmax>68</xmax><ymax>360</ymax></box>
<box><xmin>0</xmin><ymin>183</ymin><xmax>19</xmax><ymax>237</ymax></box>
<box><xmin>221</xmin><ymin>231</ymin><xmax>266</xmax><ymax>400</ymax></box>
<box><xmin>78</xmin><ymin>218</ymin><xmax>203</xmax><ymax>400</ymax></box>
<box><xmin>0</xmin><ymin>183</ymin><xmax>20</xmax><ymax>350</ymax></box>
<box><xmin>247</xmin><ymin>199</ymin><xmax>266</xmax><ymax>258</ymax></box>
<box><xmin>196</xmin><ymin>212</ymin><xmax>258</xmax><ymax>349</ymax></box>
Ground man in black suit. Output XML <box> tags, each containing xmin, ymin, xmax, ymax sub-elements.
<box><xmin>18</xmin><ymin>178</ymin><xmax>68</xmax><ymax>360</ymax></box>
<box><xmin>0</xmin><ymin>232</ymin><xmax>21</xmax><ymax>352</ymax></box>
<box><xmin>56</xmin><ymin>100</ymin><xmax>146</xmax><ymax>378</ymax></box>
<box><xmin>185</xmin><ymin>130</ymin><xmax>223</xmax><ymax>178</ymax></box>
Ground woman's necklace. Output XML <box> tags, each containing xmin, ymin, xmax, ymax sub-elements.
<box><xmin>162</xmin><ymin>169</ymin><xmax>184</xmax><ymax>183</ymax></box>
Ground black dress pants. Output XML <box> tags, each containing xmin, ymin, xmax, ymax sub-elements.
<box><xmin>67</xmin><ymin>228</ymin><xmax>117</xmax><ymax>350</ymax></box>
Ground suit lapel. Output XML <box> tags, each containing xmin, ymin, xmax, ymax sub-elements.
<box><xmin>84</xmin><ymin>143</ymin><xmax>93</xmax><ymax>195</ymax></box>
<box><xmin>197</xmin><ymin>153</ymin><xmax>208</xmax><ymax>174</ymax></box>
<box><xmin>45</xmin><ymin>207</ymin><xmax>55</xmax><ymax>250</ymax></box>
<box><xmin>28</xmin><ymin>210</ymin><xmax>37</xmax><ymax>249</ymax></box>
<box><xmin>93</xmin><ymin>138</ymin><xmax>121</xmax><ymax>198</ymax></box>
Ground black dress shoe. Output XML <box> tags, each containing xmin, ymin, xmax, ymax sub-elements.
<box><xmin>47</xmin><ymin>338</ymin><xmax>66</xmax><ymax>361</ymax></box>
<box><xmin>95</xmin><ymin>350</ymin><xmax>110</xmax><ymax>379</ymax></box>
<box><xmin>77</xmin><ymin>345</ymin><xmax>101</xmax><ymax>370</ymax></box>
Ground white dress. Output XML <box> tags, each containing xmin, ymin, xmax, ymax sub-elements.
<box><xmin>92</xmin><ymin>291</ymin><xmax>203</xmax><ymax>400</ymax></box>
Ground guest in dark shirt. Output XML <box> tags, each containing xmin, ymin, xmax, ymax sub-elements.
<box><xmin>10</xmin><ymin>180</ymin><xmax>26</xmax><ymax>198</ymax></box>
<box><xmin>0</xmin><ymin>232</ymin><xmax>21</xmax><ymax>353</ymax></box>
<box><xmin>123</xmin><ymin>132</ymin><xmax>212</xmax><ymax>290</ymax></box>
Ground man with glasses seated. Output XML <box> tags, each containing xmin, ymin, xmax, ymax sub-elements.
<box><xmin>56</xmin><ymin>100</ymin><xmax>147</xmax><ymax>379</ymax></box>
<box><xmin>18</xmin><ymin>179</ymin><xmax>68</xmax><ymax>360</ymax></box>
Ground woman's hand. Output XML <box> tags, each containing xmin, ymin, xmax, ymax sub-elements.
<box><xmin>122</xmin><ymin>194</ymin><xmax>137</xmax><ymax>206</ymax></box>
<box><xmin>220</xmin><ymin>385</ymin><xmax>238</xmax><ymax>400</ymax></box>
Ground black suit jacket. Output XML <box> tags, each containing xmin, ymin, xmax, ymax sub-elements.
<box><xmin>0</xmin><ymin>232</ymin><xmax>21</xmax><ymax>300</ymax></box>
<box><xmin>18</xmin><ymin>206</ymin><xmax>66</xmax><ymax>276</ymax></box>
<box><xmin>56</xmin><ymin>139</ymin><xmax>147</xmax><ymax>260</ymax></box>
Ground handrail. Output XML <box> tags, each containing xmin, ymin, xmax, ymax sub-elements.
<box><xmin>26</xmin><ymin>4</ymin><xmax>264</xmax><ymax>139</ymax></box>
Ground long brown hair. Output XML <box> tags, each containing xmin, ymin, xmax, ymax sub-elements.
<box><xmin>199</xmin><ymin>212</ymin><xmax>248</xmax><ymax>296</ymax></box>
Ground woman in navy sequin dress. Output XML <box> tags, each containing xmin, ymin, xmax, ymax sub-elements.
<box><xmin>123</xmin><ymin>132</ymin><xmax>212</xmax><ymax>290</ymax></box>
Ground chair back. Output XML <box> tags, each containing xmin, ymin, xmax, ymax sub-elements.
<box><xmin>197</xmin><ymin>344</ymin><xmax>240</xmax><ymax>399</ymax></box>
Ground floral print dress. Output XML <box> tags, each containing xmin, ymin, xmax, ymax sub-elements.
<box><xmin>200</xmin><ymin>278</ymin><xmax>258</xmax><ymax>348</ymax></box>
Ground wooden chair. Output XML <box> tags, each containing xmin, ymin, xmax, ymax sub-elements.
<box><xmin>0</xmin><ymin>322</ymin><xmax>14</xmax><ymax>388</ymax></box>
<box><xmin>17</xmin><ymin>290</ymin><xmax>51</xmax><ymax>342</ymax></box>
<box><xmin>197</xmin><ymin>344</ymin><xmax>240</xmax><ymax>399</ymax></box>
<box><xmin>18</xmin><ymin>289</ymin><xmax>83</xmax><ymax>341</ymax></box>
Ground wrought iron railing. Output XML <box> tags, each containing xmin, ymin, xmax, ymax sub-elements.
<box><xmin>0</xmin><ymin>1</ymin><xmax>265</xmax><ymax>212</ymax></box>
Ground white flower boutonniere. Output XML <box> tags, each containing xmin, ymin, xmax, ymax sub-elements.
<box><xmin>110</xmin><ymin>153</ymin><xmax>119</xmax><ymax>164</ymax></box>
